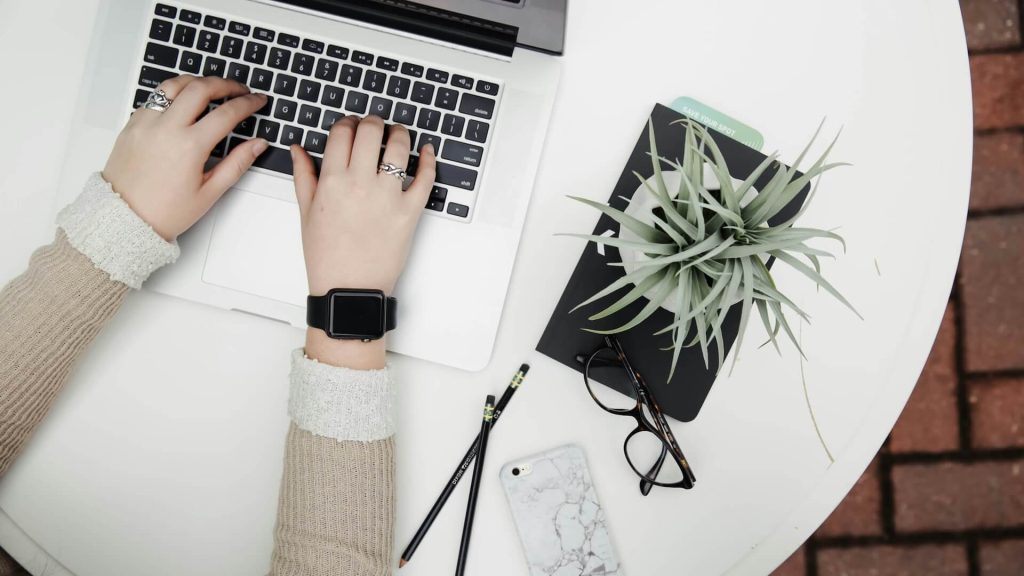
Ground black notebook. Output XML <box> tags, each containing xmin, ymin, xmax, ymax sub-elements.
<box><xmin>537</xmin><ymin>103</ymin><xmax>808</xmax><ymax>422</ymax></box>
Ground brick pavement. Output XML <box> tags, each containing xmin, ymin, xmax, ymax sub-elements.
<box><xmin>773</xmin><ymin>1</ymin><xmax>1024</xmax><ymax>573</ymax></box>
<box><xmin>2</xmin><ymin>2</ymin><xmax>1021</xmax><ymax>575</ymax></box>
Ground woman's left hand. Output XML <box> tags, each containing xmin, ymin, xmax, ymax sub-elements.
<box><xmin>102</xmin><ymin>75</ymin><xmax>269</xmax><ymax>241</ymax></box>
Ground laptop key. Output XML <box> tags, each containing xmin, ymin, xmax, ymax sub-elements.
<box><xmin>466</xmin><ymin>119</ymin><xmax>489</xmax><ymax>143</ymax></box>
<box><xmin>321</xmin><ymin>86</ymin><xmax>345</xmax><ymax>108</ymax></box>
<box><xmin>411</xmin><ymin>82</ymin><xmax>433</xmax><ymax>104</ymax></box>
<box><xmin>257</xmin><ymin>119</ymin><xmax>281</xmax><ymax>142</ymax></box>
<box><xmin>149</xmin><ymin>19</ymin><xmax>173</xmax><ymax>42</ymax></box>
<box><xmin>321</xmin><ymin>110</ymin><xmax>344</xmax><ymax>130</ymax></box>
<box><xmin>426</xmin><ymin>68</ymin><xmax>448</xmax><ymax>83</ymax></box>
<box><xmin>476</xmin><ymin>80</ymin><xmax>499</xmax><ymax>96</ymax></box>
<box><xmin>273</xmin><ymin>99</ymin><xmax>297</xmax><ymax>122</ymax></box>
<box><xmin>430</xmin><ymin>186</ymin><xmax>447</xmax><ymax>201</ymax></box>
<box><xmin>179</xmin><ymin>9</ymin><xmax>202</xmax><ymax>25</ymax></box>
<box><xmin>417</xmin><ymin>133</ymin><xmax>442</xmax><ymax>155</ymax></box>
<box><xmin>401</xmin><ymin>62</ymin><xmax>424</xmax><ymax>78</ymax></box>
<box><xmin>155</xmin><ymin>3</ymin><xmax>176</xmax><ymax>18</ymax></box>
<box><xmin>363</xmin><ymin>71</ymin><xmax>386</xmax><ymax>93</ymax></box>
<box><xmin>297</xmin><ymin>79</ymin><xmax>321</xmax><ymax>102</ymax></box>
<box><xmin>315</xmin><ymin>58</ymin><xmax>338</xmax><ymax>82</ymax></box>
<box><xmin>345</xmin><ymin>91</ymin><xmax>369</xmax><ymax>114</ymax></box>
<box><xmin>387</xmin><ymin>76</ymin><xmax>410</xmax><ymax>99</ymax></box>
<box><xmin>253</xmin><ymin>145</ymin><xmax>293</xmax><ymax>175</ymax></box>
<box><xmin>291</xmin><ymin>53</ymin><xmax>315</xmax><ymax>76</ymax></box>
<box><xmin>197</xmin><ymin>31</ymin><xmax>219</xmax><ymax>53</ymax></box>
<box><xmin>352</xmin><ymin>50</ymin><xmax>374</xmax><ymax>66</ymax></box>
<box><xmin>435</xmin><ymin>161</ymin><xmax>477</xmax><ymax>190</ymax></box>
<box><xmin>278</xmin><ymin>33</ymin><xmax>300</xmax><ymax>48</ymax></box>
<box><xmin>376</xmin><ymin>56</ymin><xmax>398</xmax><ymax>72</ymax></box>
<box><xmin>273</xmin><ymin>74</ymin><xmax>297</xmax><ymax>97</ymax></box>
<box><xmin>298</xmin><ymin>104</ymin><xmax>321</xmax><ymax>127</ymax></box>
<box><xmin>369</xmin><ymin>97</ymin><xmax>393</xmax><ymax>120</ymax></box>
<box><xmin>227</xmin><ymin>62</ymin><xmax>249</xmax><ymax>84</ymax></box>
<box><xmin>138</xmin><ymin>66</ymin><xmax>176</xmax><ymax>89</ymax></box>
<box><xmin>244</xmin><ymin>41</ymin><xmax>267</xmax><ymax>65</ymax></box>
<box><xmin>435</xmin><ymin>88</ymin><xmax>458</xmax><ymax>110</ymax></box>
<box><xmin>202</xmin><ymin>57</ymin><xmax>226</xmax><ymax>78</ymax></box>
<box><xmin>204</xmin><ymin>15</ymin><xmax>226</xmax><ymax>30</ymax></box>
<box><xmin>459</xmin><ymin>93</ymin><xmax>495</xmax><ymax>120</ymax></box>
<box><xmin>220</xmin><ymin>36</ymin><xmax>244</xmax><ymax>59</ymax></box>
<box><xmin>144</xmin><ymin>42</ymin><xmax>178</xmax><ymax>68</ymax></box>
<box><xmin>440</xmin><ymin>114</ymin><xmax>465</xmax><ymax>138</ymax></box>
<box><xmin>235</xmin><ymin>115</ymin><xmax>257</xmax><ymax>137</ymax></box>
<box><xmin>254</xmin><ymin>27</ymin><xmax>275</xmax><ymax>42</ymax></box>
<box><xmin>281</xmin><ymin>125</ymin><xmax>304</xmax><ymax>147</ymax></box>
<box><xmin>269</xmin><ymin>47</ymin><xmax>291</xmax><ymax>70</ymax></box>
<box><xmin>250</xmin><ymin>68</ymin><xmax>273</xmax><ymax>91</ymax></box>
<box><xmin>408</xmin><ymin>129</ymin><xmax>418</xmax><ymax>150</ymax></box>
<box><xmin>229</xmin><ymin>21</ymin><xmax>251</xmax><ymax>36</ymax></box>
<box><xmin>173</xmin><ymin>24</ymin><xmax>196</xmax><ymax>48</ymax></box>
<box><xmin>339</xmin><ymin>65</ymin><xmax>362</xmax><ymax>87</ymax></box>
<box><xmin>452</xmin><ymin>74</ymin><xmax>473</xmax><ymax>90</ymax></box>
<box><xmin>179</xmin><ymin>51</ymin><xmax>202</xmax><ymax>74</ymax></box>
<box><xmin>304</xmin><ymin>131</ymin><xmax>327</xmax><ymax>154</ymax></box>
<box><xmin>416</xmin><ymin>108</ymin><xmax>440</xmax><ymax>131</ymax></box>
<box><xmin>426</xmin><ymin>198</ymin><xmax>444</xmax><ymax>211</ymax></box>
<box><xmin>303</xmin><ymin>39</ymin><xmax>325</xmax><ymax>54</ymax></box>
<box><xmin>327</xmin><ymin>44</ymin><xmax>349</xmax><ymax>60</ymax></box>
<box><xmin>447</xmin><ymin>203</ymin><xmax>469</xmax><ymax>218</ymax></box>
<box><xmin>442</xmin><ymin>140</ymin><xmax>482</xmax><ymax>167</ymax></box>
<box><xmin>393</xmin><ymin>102</ymin><xmax>416</xmax><ymax>125</ymax></box>
<box><xmin>133</xmin><ymin>89</ymin><xmax>151</xmax><ymax>109</ymax></box>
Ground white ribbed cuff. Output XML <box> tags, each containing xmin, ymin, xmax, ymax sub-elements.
<box><xmin>56</xmin><ymin>173</ymin><xmax>180</xmax><ymax>289</ymax></box>
<box><xmin>288</xmin><ymin>348</ymin><xmax>396</xmax><ymax>442</ymax></box>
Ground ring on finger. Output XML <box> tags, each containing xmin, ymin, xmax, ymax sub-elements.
<box><xmin>377</xmin><ymin>162</ymin><xmax>407</xmax><ymax>181</ymax></box>
<box><xmin>143</xmin><ymin>89</ymin><xmax>173</xmax><ymax>113</ymax></box>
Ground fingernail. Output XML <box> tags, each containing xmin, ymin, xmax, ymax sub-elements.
<box><xmin>253</xmin><ymin>138</ymin><xmax>269</xmax><ymax>156</ymax></box>
<box><xmin>424</xmin><ymin>143</ymin><xmax>435</xmax><ymax>155</ymax></box>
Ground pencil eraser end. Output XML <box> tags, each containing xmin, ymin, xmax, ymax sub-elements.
<box><xmin>519</xmin><ymin>363</ymin><xmax>530</xmax><ymax>374</ymax></box>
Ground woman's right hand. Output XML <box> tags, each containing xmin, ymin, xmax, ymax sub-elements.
<box><xmin>291</xmin><ymin>115</ymin><xmax>436</xmax><ymax>369</ymax></box>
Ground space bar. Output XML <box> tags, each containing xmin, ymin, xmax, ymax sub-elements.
<box><xmin>253</xmin><ymin>145</ymin><xmax>293</xmax><ymax>176</ymax></box>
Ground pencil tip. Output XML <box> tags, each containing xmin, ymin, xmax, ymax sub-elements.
<box><xmin>399</xmin><ymin>559</ymin><xmax>407</xmax><ymax>568</ymax></box>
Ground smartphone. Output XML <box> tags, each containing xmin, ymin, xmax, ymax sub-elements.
<box><xmin>499</xmin><ymin>444</ymin><xmax>625</xmax><ymax>575</ymax></box>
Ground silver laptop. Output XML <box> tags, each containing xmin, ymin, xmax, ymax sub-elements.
<box><xmin>56</xmin><ymin>0</ymin><xmax>564</xmax><ymax>371</ymax></box>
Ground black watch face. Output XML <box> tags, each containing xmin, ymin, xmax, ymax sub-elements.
<box><xmin>328</xmin><ymin>290</ymin><xmax>386</xmax><ymax>339</ymax></box>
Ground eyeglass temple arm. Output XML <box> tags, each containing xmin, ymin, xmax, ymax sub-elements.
<box><xmin>639</xmin><ymin>443</ymin><xmax>669</xmax><ymax>496</ymax></box>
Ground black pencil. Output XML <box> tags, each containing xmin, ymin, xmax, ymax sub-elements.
<box><xmin>454</xmin><ymin>395</ymin><xmax>495</xmax><ymax>576</ymax></box>
<box><xmin>399</xmin><ymin>364</ymin><xmax>529</xmax><ymax>568</ymax></box>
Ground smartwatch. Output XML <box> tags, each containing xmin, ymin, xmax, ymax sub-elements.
<box><xmin>306</xmin><ymin>289</ymin><xmax>397</xmax><ymax>341</ymax></box>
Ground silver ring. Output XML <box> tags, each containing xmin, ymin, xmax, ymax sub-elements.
<box><xmin>143</xmin><ymin>89</ymin><xmax>173</xmax><ymax>113</ymax></box>
<box><xmin>377</xmin><ymin>162</ymin><xmax>407</xmax><ymax>181</ymax></box>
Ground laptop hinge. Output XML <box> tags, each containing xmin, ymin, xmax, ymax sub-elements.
<box><xmin>269</xmin><ymin>0</ymin><xmax>519</xmax><ymax>57</ymax></box>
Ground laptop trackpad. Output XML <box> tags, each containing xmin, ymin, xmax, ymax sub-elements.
<box><xmin>202</xmin><ymin>190</ymin><xmax>307</xmax><ymax>307</ymax></box>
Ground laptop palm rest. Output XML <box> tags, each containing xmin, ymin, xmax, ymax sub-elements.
<box><xmin>202</xmin><ymin>189</ymin><xmax>307</xmax><ymax>308</ymax></box>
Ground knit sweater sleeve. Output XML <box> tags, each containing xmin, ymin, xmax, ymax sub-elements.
<box><xmin>269</xmin><ymin>351</ymin><xmax>397</xmax><ymax>576</ymax></box>
<box><xmin>0</xmin><ymin>173</ymin><xmax>179</xmax><ymax>477</ymax></box>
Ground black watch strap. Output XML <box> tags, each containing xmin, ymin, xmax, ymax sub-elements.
<box><xmin>306</xmin><ymin>291</ymin><xmax>397</xmax><ymax>336</ymax></box>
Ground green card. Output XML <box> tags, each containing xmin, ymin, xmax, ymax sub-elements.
<box><xmin>670</xmin><ymin>97</ymin><xmax>764</xmax><ymax>151</ymax></box>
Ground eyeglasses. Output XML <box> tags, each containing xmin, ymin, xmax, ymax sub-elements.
<box><xmin>576</xmin><ymin>336</ymin><xmax>696</xmax><ymax>495</ymax></box>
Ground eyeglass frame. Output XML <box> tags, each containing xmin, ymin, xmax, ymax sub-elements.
<box><xmin>577</xmin><ymin>335</ymin><xmax>696</xmax><ymax>494</ymax></box>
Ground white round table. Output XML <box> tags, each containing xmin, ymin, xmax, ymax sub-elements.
<box><xmin>0</xmin><ymin>1</ymin><xmax>971</xmax><ymax>574</ymax></box>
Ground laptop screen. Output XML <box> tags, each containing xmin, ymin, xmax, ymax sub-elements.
<box><xmin>270</xmin><ymin>0</ymin><xmax>519</xmax><ymax>56</ymax></box>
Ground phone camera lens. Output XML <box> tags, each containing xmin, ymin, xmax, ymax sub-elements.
<box><xmin>512</xmin><ymin>467</ymin><xmax>520</xmax><ymax>476</ymax></box>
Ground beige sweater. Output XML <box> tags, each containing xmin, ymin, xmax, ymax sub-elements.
<box><xmin>0</xmin><ymin>175</ymin><xmax>395</xmax><ymax>575</ymax></box>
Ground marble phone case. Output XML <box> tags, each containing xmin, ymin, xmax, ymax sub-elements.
<box><xmin>500</xmin><ymin>444</ymin><xmax>624</xmax><ymax>575</ymax></box>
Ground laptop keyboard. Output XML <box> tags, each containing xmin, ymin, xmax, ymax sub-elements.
<box><xmin>134</xmin><ymin>2</ymin><xmax>503</xmax><ymax>221</ymax></box>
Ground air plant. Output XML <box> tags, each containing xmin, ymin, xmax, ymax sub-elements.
<box><xmin>566</xmin><ymin>119</ymin><xmax>859</xmax><ymax>380</ymax></box>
